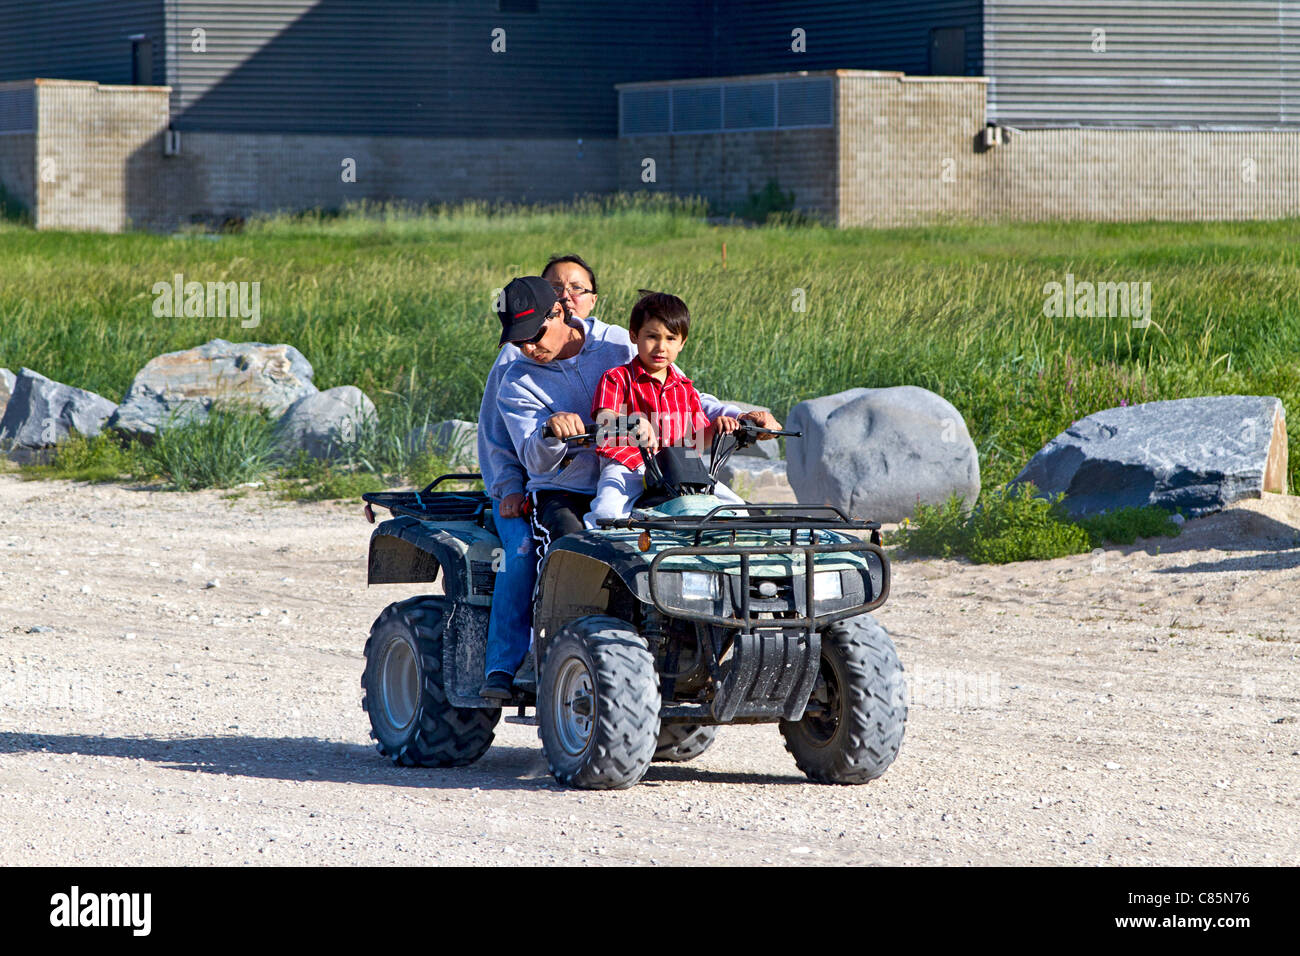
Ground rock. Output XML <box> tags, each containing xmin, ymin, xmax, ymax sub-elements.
<box><xmin>0</xmin><ymin>368</ymin><xmax>15</xmax><ymax>421</ymax></box>
<box><xmin>109</xmin><ymin>339</ymin><xmax>317</xmax><ymax>438</ymax></box>
<box><xmin>723</xmin><ymin>400</ymin><xmax>780</xmax><ymax>459</ymax></box>
<box><xmin>0</xmin><ymin>368</ymin><xmax>118</xmax><ymax>460</ymax></box>
<box><xmin>1013</xmin><ymin>396</ymin><xmax>1288</xmax><ymax>518</ymax></box>
<box><xmin>272</xmin><ymin>385</ymin><xmax>376</xmax><ymax>460</ymax></box>
<box><xmin>717</xmin><ymin>458</ymin><xmax>796</xmax><ymax>503</ymax></box>
<box><xmin>785</xmin><ymin>386</ymin><xmax>980</xmax><ymax>522</ymax></box>
<box><xmin>407</xmin><ymin>419</ymin><xmax>479</xmax><ymax>469</ymax></box>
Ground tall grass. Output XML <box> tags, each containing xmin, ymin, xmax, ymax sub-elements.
<box><xmin>3</xmin><ymin>197</ymin><xmax>1298</xmax><ymax>492</ymax></box>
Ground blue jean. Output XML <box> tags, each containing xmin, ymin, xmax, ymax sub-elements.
<box><xmin>484</xmin><ymin>512</ymin><xmax>536</xmax><ymax>678</ymax></box>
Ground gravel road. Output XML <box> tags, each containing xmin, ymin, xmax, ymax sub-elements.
<box><xmin>1</xmin><ymin>474</ymin><xmax>1296</xmax><ymax>866</ymax></box>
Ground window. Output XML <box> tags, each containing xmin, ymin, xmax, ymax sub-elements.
<box><xmin>131</xmin><ymin>36</ymin><xmax>152</xmax><ymax>85</ymax></box>
<box><xmin>929</xmin><ymin>27</ymin><xmax>966</xmax><ymax>76</ymax></box>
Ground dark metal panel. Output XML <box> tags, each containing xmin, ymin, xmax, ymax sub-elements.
<box><xmin>169</xmin><ymin>0</ymin><xmax>713</xmax><ymax>136</ymax></box>
<box><xmin>0</xmin><ymin>0</ymin><xmax>166</xmax><ymax>86</ymax></box>
<box><xmin>710</xmin><ymin>0</ymin><xmax>985</xmax><ymax>78</ymax></box>
<box><xmin>986</xmin><ymin>0</ymin><xmax>1300</xmax><ymax>127</ymax></box>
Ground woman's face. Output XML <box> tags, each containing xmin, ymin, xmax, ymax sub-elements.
<box><xmin>544</xmin><ymin>261</ymin><xmax>597</xmax><ymax>319</ymax></box>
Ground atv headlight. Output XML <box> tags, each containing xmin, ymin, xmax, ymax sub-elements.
<box><xmin>681</xmin><ymin>572</ymin><xmax>720</xmax><ymax>602</ymax></box>
<box><xmin>813</xmin><ymin>571</ymin><xmax>843</xmax><ymax>601</ymax></box>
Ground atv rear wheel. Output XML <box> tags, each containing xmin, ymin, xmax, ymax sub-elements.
<box><xmin>538</xmin><ymin>616</ymin><xmax>660</xmax><ymax>789</ymax></box>
<box><xmin>653</xmin><ymin>724</ymin><xmax>718</xmax><ymax>762</ymax></box>
<box><xmin>780</xmin><ymin>613</ymin><xmax>906</xmax><ymax>784</ymax></box>
<box><xmin>362</xmin><ymin>596</ymin><xmax>499</xmax><ymax>767</ymax></box>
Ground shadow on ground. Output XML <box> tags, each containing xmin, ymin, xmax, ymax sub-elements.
<box><xmin>0</xmin><ymin>731</ymin><xmax>805</xmax><ymax>789</ymax></box>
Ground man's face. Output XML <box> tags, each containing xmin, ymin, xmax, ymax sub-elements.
<box><xmin>516</xmin><ymin>301</ymin><xmax>570</xmax><ymax>363</ymax></box>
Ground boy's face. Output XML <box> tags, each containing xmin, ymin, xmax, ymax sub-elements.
<box><xmin>630</xmin><ymin>317</ymin><xmax>685</xmax><ymax>372</ymax></box>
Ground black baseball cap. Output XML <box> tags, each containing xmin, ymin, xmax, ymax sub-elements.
<box><xmin>497</xmin><ymin>276</ymin><xmax>560</xmax><ymax>346</ymax></box>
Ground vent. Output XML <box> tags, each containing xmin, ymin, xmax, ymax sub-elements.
<box><xmin>777</xmin><ymin>78</ymin><xmax>833</xmax><ymax>128</ymax></box>
<box><xmin>0</xmin><ymin>86</ymin><xmax>34</xmax><ymax>134</ymax></box>
<box><xmin>724</xmin><ymin>82</ymin><xmax>776</xmax><ymax>130</ymax></box>
<box><xmin>672</xmin><ymin>85</ymin><xmax>722</xmax><ymax>132</ymax></box>
<box><xmin>621</xmin><ymin>88</ymin><xmax>670</xmax><ymax>135</ymax></box>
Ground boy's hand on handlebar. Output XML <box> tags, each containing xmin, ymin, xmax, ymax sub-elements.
<box><xmin>499</xmin><ymin>492</ymin><xmax>527</xmax><ymax>518</ymax></box>
<box><xmin>545</xmin><ymin>412</ymin><xmax>588</xmax><ymax>440</ymax></box>
<box><xmin>711</xmin><ymin>415</ymin><xmax>740</xmax><ymax>435</ymax></box>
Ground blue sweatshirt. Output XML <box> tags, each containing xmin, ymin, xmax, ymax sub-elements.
<box><xmin>476</xmin><ymin>343</ymin><xmax>526</xmax><ymax>501</ymax></box>
<box><xmin>498</xmin><ymin>316</ymin><xmax>739</xmax><ymax>495</ymax></box>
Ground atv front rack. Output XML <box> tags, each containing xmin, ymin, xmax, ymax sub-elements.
<box><xmin>362</xmin><ymin>473</ymin><xmax>489</xmax><ymax>523</ymax></box>
<box><xmin>646</xmin><ymin>538</ymin><xmax>890</xmax><ymax>631</ymax></box>
<box><xmin>599</xmin><ymin>503</ymin><xmax>883</xmax><ymax>546</ymax></box>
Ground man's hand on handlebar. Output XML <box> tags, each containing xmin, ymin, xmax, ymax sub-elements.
<box><xmin>544</xmin><ymin>412</ymin><xmax>588</xmax><ymax>440</ymax></box>
<box><xmin>738</xmin><ymin>408</ymin><xmax>781</xmax><ymax>439</ymax></box>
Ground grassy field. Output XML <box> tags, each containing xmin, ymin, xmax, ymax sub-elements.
<box><xmin>2</xmin><ymin>196</ymin><xmax>1298</xmax><ymax>492</ymax></box>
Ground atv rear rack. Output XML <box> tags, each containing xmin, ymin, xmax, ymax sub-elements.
<box><xmin>362</xmin><ymin>473</ymin><xmax>489</xmax><ymax>523</ymax></box>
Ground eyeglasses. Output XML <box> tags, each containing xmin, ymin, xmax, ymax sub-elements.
<box><xmin>549</xmin><ymin>281</ymin><xmax>593</xmax><ymax>298</ymax></box>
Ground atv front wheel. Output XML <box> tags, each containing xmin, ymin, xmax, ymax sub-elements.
<box><xmin>780</xmin><ymin>613</ymin><xmax>906</xmax><ymax>784</ymax></box>
<box><xmin>362</xmin><ymin>597</ymin><xmax>499</xmax><ymax>767</ymax></box>
<box><xmin>538</xmin><ymin>616</ymin><xmax>660</xmax><ymax>789</ymax></box>
<box><xmin>653</xmin><ymin>723</ymin><xmax>718</xmax><ymax>762</ymax></box>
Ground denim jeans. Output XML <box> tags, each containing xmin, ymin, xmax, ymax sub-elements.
<box><xmin>484</xmin><ymin>512</ymin><xmax>536</xmax><ymax>678</ymax></box>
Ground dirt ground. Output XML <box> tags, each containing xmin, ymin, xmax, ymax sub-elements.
<box><xmin>0</xmin><ymin>471</ymin><xmax>1296</xmax><ymax>866</ymax></box>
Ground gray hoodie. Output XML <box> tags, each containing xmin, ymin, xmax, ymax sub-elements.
<box><xmin>498</xmin><ymin>316</ymin><xmax>739</xmax><ymax>495</ymax></box>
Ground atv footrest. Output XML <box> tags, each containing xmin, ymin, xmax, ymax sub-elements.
<box><xmin>711</xmin><ymin>629</ymin><xmax>822</xmax><ymax>723</ymax></box>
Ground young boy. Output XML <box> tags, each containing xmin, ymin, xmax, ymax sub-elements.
<box><xmin>584</xmin><ymin>292</ymin><xmax>744</xmax><ymax>528</ymax></box>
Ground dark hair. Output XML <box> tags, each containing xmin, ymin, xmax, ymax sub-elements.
<box><xmin>541</xmin><ymin>253</ymin><xmax>598</xmax><ymax>294</ymax></box>
<box><xmin>629</xmin><ymin>290</ymin><xmax>690</xmax><ymax>338</ymax></box>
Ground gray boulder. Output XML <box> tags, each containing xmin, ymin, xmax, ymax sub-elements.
<box><xmin>110</xmin><ymin>339</ymin><xmax>317</xmax><ymax>438</ymax></box>
<box><xmin>786</xmin><ymin>386</ymin><xmax>980</xmax><ymax>521</ymax></box>
<box><xmin>0</xmin><ymin>368</ymin><xmax>14</xmax><ymax>421</ymax></box>
<box><xmin>273</xmin><ymin>386</ymin><xmax>377</xmax><ymax>460</ymax></box>
<box><xmin>724</xmin><ymin>400</ymin><xmax>781</xmax><ymax>460</ymax></box>
<box><xmin>1013</xmin><ymin>396</ymin><xmax>1288</xmax><ymax>517</ymax></box>
<box><xmin>407</xmin><ymin>420</ymin><xmax>479</xmax><ymax>469</ymax></box>
<box><xmin>717</xmin><ymin>457</ymin><xmax>796</xmax><ymax>503</ymax></box>
<box><xmin>0</xmin><ymin>368</ymin><xmax>117</xmax><ymax>458</ymax></box>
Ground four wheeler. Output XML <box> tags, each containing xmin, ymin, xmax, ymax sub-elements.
<box><xmin>359</xmin><ymin>421</ymin><xmax>907</xmax><ymax>789</ymax></box>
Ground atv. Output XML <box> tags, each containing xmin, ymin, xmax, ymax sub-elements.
<box><xmin>359</xmin><ymin>421</ymin><xmax>906</xmax><ymax>789</ymax></box>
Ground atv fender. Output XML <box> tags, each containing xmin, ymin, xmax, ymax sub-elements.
<box><xmin>367</xmin><ymin>516</ymin><xmax>501</xmax><ymax>606</ymax></box>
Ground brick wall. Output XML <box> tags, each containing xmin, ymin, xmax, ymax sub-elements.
<box><xmin>175</xmin><ymin>133</ymin><xmax>617</xmax><ymax>224</ymax></box>
<box><xmin>35</xmin><ymin>79</ymin><xmax>172</xmax><ymax>232</ymax></box>
<box><xmin>616</xmin><ymin>128</ymin><xmax>838</xmax><ymax>219</ymax></box>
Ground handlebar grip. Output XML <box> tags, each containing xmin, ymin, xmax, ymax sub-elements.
<box><xmin>541</xmin><ymin>422</ymin><xmax>600</xmax><ymax>442</ymax></box>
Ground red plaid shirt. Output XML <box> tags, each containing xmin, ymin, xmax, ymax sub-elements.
<box><xmin>592</xmin><ymin>359</ymin><xmax>712</xmax><ymax>469</ymax></box>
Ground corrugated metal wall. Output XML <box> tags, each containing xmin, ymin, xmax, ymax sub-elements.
<box><xmin>986</xmin><ymin>0</ymin><xmax>1300</xmax><ymax>127</ymax></box>
<box><xmin>0</xmin><ymin>1</ymin><xmax>166</xmax><ymax>86</ymax></box>
<box><xmin>166</xmin><ymin>0</ymin><xmax>712</xmax><ymax>136</ymax></box>
<box><xmin>711</xmin><ymin>0</ymin><xmax>983</xmax><ymax>78</ymax></box>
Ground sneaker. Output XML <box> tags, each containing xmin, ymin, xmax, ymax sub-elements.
<box><xmin>479</xmin><ymin>671</ymin><xmax>514</xmax><ymax>701</ymax></box>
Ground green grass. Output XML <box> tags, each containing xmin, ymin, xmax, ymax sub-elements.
<box><xmin>3</xmin><ymin>195</ymin><xmax>1298</xmax><ymax>496</ymax></box>
<box><xmin>892</xmin><ymin>487</ymin><xmax>1181</xmax><ymax>564</ymax></box>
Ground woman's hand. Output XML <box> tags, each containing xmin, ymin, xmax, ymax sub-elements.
<box><xmin>499</xmin><ymin>493</ymin><xmax>527</xmax><ymax>518</ymax></box>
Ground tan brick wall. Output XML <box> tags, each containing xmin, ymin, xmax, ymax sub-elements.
<box><xmin>617</xmin><ymin>128</ymin><xmax>837</xmax><ymax>219</ymax></box>
<box><xmin>175</xmin><ymin>133</ymin><xmax>617</xmax><ymax>223</ymax></box>
<box><xmin>838</xmin><ymin>74</ymin><xmax>987</xmax><ymax>226</ymax></box>
<box><xmin>35</xmin><ymin>79</ymin><xmax>172</xmax><ymax>232</ymax></box>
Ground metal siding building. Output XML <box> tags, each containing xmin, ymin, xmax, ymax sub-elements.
<box><xmin>0</xmin><ymin>0</ymin><xmax>165</xmax><ymax>86</ymax></box>
<box><xmin>985</xmin><ymin>0</ymin><xmax>1300</xmax><ymax>128</ymax></box>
